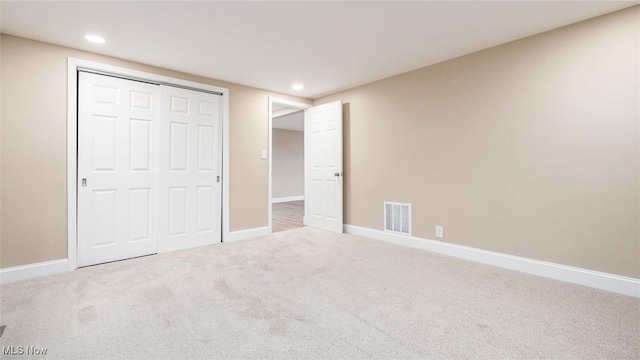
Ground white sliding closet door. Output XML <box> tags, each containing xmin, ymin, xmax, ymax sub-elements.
<box><xmin>158</xmin><ymin>86</ymin><xmax>222</xmax><ymax>252</ymax></box>
<box><xmin>78</xmin><ymin>72</ymin><xmax>160</xmax><ymax>267</ymax></box>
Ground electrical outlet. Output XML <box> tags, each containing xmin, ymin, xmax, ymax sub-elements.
<box><xmin>435</xmin><ymin>226</ymin><xmax>444</xmax><ymax>238</ymax></box>
<box><xmin>261</xmin><ymin>149</ymin><xmax>267</xmax><ymax>159</ymax></box>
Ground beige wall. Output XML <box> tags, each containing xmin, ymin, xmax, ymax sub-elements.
<box><xmin>0</xmin><ymin>34</ymin><xmax>311</xmax><ymax>269</ymax></box>
<box><xmin>315</xmin><ymin>7</ymin><xmax>640</xmax><ymax>278</ymax></box>
<box><xmin>272</xmin><ymin>129</ymin><xmax>304</xmax><ymax>199</ymax></box>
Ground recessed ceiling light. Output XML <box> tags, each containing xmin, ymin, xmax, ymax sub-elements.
<box><xmin>84</xmin><ymin>34</ymin><xmax>106</xmax><ymax>44</ymax></box>
<box><xmin>292</xmin><ymin>84</ymin><xmax>304</xmax><ymax>91</ymax></box>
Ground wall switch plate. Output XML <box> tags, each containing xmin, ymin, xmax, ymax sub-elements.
<box><xmin>435</xmin><ymin>226</ymin><xmax>444</xmax><ymax>238</ymax></box>
<box><xmin>261</xmin><ymin>149</ymin><xmax>267</xmax><ymax>159</ymax></box>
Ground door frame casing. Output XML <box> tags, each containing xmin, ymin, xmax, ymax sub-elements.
<box><xmin>67</xmin><ymin>58</ymin><xmax>230</xmax><ymax>271</ymax></box>
<box><xmin>268</xmin><ymin>97</ymin><xmax>312</xmax><ymax>232</ymax></box>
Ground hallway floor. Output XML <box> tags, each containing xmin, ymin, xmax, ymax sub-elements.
<box><xmin>272</xmin><ymin>200</ymin><xmax>304</xmax><ymax>232</ymax></box>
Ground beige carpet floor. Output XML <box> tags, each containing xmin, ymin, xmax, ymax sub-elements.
<box><xmin>1</xmin><ymin>227</ymin><xmax>638</xmax><ymax>359</ymax></box>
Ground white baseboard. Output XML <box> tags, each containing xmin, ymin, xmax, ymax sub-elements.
<box><xmin>0</xmin><ymin>259</ymin><xmax>69</xmax><ymax>284</ymax></box>
<box><xmin>2</xmin><ymin>226</ymin><xmax>268</xmax><ymax>283</ymax></box>
<box><xmin>344</xmin><ymin>225</ymin><xmax>640</xmax><ymax>298</ymax></box>
<box><xmin>225</xmin><ymin>226</ymin><xmax>271</xmax><ymax>243</ymax></box>
<box><xmin>272</xmin><ymin>195</ymin><xmax>304</xmax><ymax>203</ymax></box>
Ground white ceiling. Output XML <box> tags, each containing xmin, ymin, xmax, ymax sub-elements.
<box><xmin>272</xmin><ymin>103</ymin><xmax>303</xmax><ymax>118</ymax></box>
<box><xmin>273</xmin><ymin>111</ymin><xmax>304</xmax><ymax>132</ymax></box>
<box><xmin>1</xmin><ymin>1</ymin><xmax>636</xmax><ymax>99</ymax></box>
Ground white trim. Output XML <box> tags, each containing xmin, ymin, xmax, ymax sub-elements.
<box><xmin>272</xmin><ymin>195</ymin><xmax>305</xmax><ymax>203</ymax></box>
<box><xmin>224</xmin><ymin>226</ymin><xmax>271</xmax><ymax>243</ymax></box>
<box><xmin>67</xmin><ymin>58</ymin><xmax>230</xmax><ymax>271</ymax></box>
<box><xmin>344</xmin><ymin>224</ymin><xmax>640</xmax><ymax>298</ymax></box>
<box><xmin>268</xmin><ymin>97</ymin><xmax>311</xmax><ymax>234</ymax></box>
<box><xmin>268</xmin><ymin>98</ymin><xmax>273</xmax><ymax>234</ymax></box>
<box><xmin>67</xmin><ymin>60</ymin><xmax>79</xmax><ymax>271</ymax></box>
<box><xmin>0</xmin><ymin>259</ymin><xmax>69</xmax><ymax>284</ymax></box>
<box><xmin>222</xmin><ymin>81</ymin><xmax>230</xmax><ymax>247</ymax></box>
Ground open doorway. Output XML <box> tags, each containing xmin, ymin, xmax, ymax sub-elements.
<box><xmin>268</xmin><ymin>98</ymin><xmax>311</xmax><ymax>233</ymax></box>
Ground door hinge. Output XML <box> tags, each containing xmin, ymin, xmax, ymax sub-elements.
<box><xmin>217</xmin><ymin>176</ymin><xmax>220</xmax><ymax>183</ymax></box>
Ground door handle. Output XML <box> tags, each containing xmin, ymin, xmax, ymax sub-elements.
<box><xmin>334</xmin><ymin>172</ymin><xmax>343</xmax><ymax>177</ymax></box>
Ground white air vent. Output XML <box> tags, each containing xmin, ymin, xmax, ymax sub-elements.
<box><xmin>384</xmin><ymin>202</ymin><xmax>411</xmax><ymax>236</ymax></box>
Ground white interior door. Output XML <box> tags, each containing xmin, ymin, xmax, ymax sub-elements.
<box><xmin>305</xmin><ymin>100</ymin><xmax>343</xmax><ymax>233</ymax></box>
<box><xmin>78</xmin><ymin>72</ymin><xmax>160</xmax><ymax>267</ymax></box>
<box><xmin>158</xmin><ymin>86</ymin><xmax>222</xmax><ymax>252</ymax></box>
